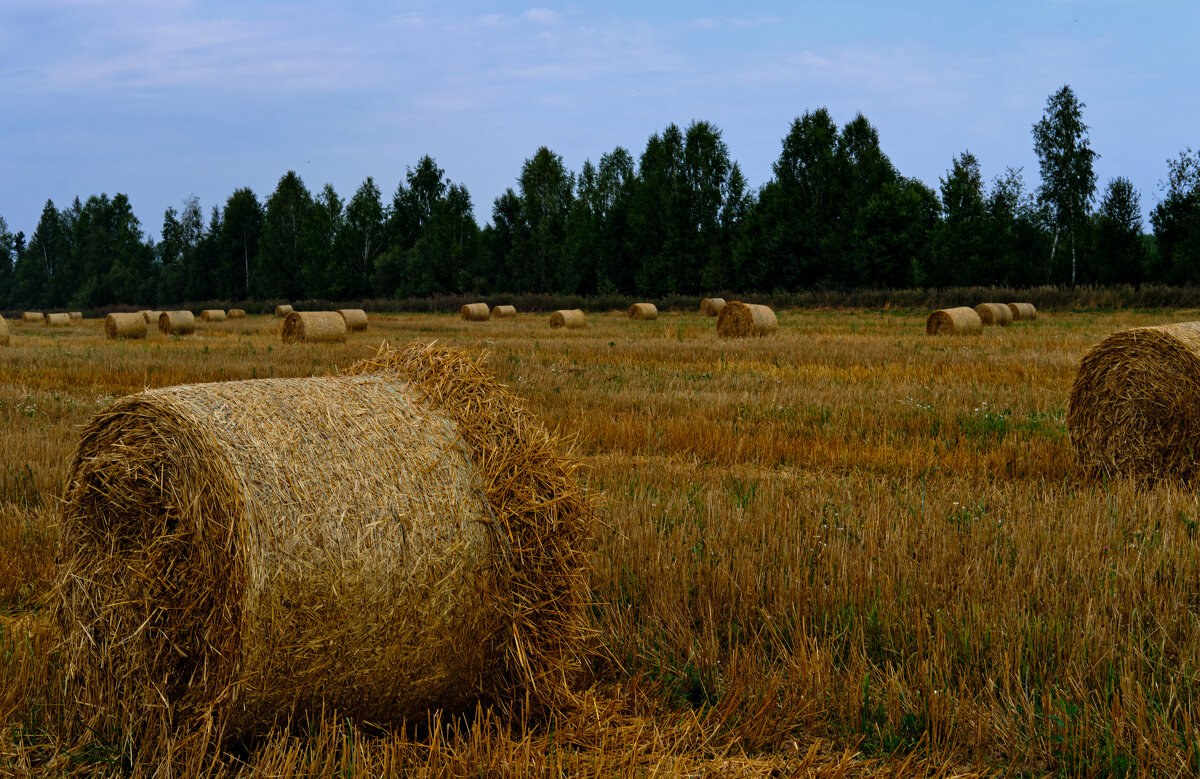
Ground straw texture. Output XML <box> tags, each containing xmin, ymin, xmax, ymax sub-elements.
<box><xmin>141</xmin><ymin>310</ymin><xmax>163</xmax><ymax>324</ymax></box>
<box><xmin>200</xmin><ymin>309</ymin><xmax>227</xmax><ymax>322</ymax></box>
<box><xmin>282</xmin><ymin>311</ymin><xmax>347</xmax><ymax>343</ymax></box>
<box><xmin>461</xmin><ymin>303</ymin><xmax>491</xmax><ymax>321</ymax></box>
<box><xmin>338</xmin><ymin>309</ymin><xmax>369</xmax><ymax>332</ymax></box>
<box><xmin>105</xmin><ymin>312</ymin><xmax>148</xmax><ymax>339</ymax></box>
<box><xmin>975</xmin><ymin>302</ymin><xmax>1013</xmax><ymax>326</ymax></box>
<box><xmin>69</xmin><ymin>311</ymin><xmax>83</xmax><ymax>321</ymax></box>
<box><xmin>227</xmin><ymin>309</ymin><xmax>247</xmax><ymax>319</ymax></box>
<box><xmin>1068</xmin><ymin>322</ymin><xmax>1200</xmax><ymax>481</ymax></box>
<box><xmin>1008</xmin><ymin>302</ymin><xmax>1038</xmax><ymax>322</ymax></box>
<box><xmin>926</xmin><ymin>307</ymin><xmax>983</xmax><ymax>336</ymax></box>
<box><xmin>56</xmin><ymin>341</ymin><xmax>593</xmax><ymax>759</ymax></box>
<box><xmin>46</xmin><ymin>313</ymin><xmax>71</xmax><ymax>327</ymax></box>
<box><xmin>159</xmin><ymin>311</ymin><xmax>196</xmax><ymax>336</ymax></box>
<box><xmin>716</xmin><ymin>302</ymin><xmax>778</xmax><ymax>337</ymax></box>
<box><xmin>700</xmin><ymin>298</ymin><xmax>725</xmax><ymax>317</ymax></box>
<box><xmin>628</xmin><ymin>303</ymin><xmax>658</xmax><ymax>321</ymax></box>
<box><xmin>274</xmin><ymin>304</ymin><xmax>294</xmax><ymax>318</ymax></box>
<box><xmin>493</xmin><ymin>305</ymin><xmax>517</xmax><ymax>319</ymax></box>
<box><xmin>22</xmin><ymin>312</ymin><xmax>43</xmax><ymax>324</ymax></box>
<box><xmin>0</xmin><ymin>316</ymin><xmax>8</xmax><ymax>346</ymax></box>
<box><xmin>549</xmin><ymin>309</ymin><xmax>585</xmax><ymax>329</ymax></box>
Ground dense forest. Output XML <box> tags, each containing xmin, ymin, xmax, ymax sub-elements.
<box><xmin>1</xmin><ymin>85</ymin><xmax>1198</xmax><ymax>309</ymax></box>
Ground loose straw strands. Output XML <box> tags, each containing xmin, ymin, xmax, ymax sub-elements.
<box><xmin>926</xmin><ymin>307</ymin><xmax>983</xmax><ymax>335</ymax></box>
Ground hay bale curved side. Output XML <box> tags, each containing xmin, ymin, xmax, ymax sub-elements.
<box><xmin>227</xmin><ymin>308</ymin><xmax>247</xmax><ymax>319</ymax></box>
<box><xmin>282</xmin><ymin>311</ymin><xmax>347</xmax><ymax>343</ymax></box>
<box><xmin>0</xmin><ymin>315</ymin><xmax>8</xmax><ymax>346</ymax></box>
<box><xmin>926</xmin><ymin>307</ymin><xmax>983</xmax><ymax>335</ymax></box>
<box><xmin>105</xmin><ymin>313</ymin><xmax>147</xmax><ymax>340</ymax></box>
<box><xmin>22</xmin><ymin>312</ymin><xmax>44</xmax><ymax>324</ymax></box>
<box><xmin>337</xmin><ymin>308</ymin><xmax>369</xmax><ymax>331</ymax></box>
<box><xmin>461</xmin><ymin>303</ymin><xmax>491</xmax><ymax>321</ymax></box>
<box><xmin>716</xmin><ymin>301</ymin><xmax>777</xmax><ymax>337</ymax></box>
<box><xmin>46</xmin><ymin>312</ymin><xmax>71</xmax><ymax>326</ymax></box>
<box><xmin>549</xmin><ymin>309</ymin><xmax>585</xmax><ymax>329</ymax></box>
<box><xmin>975</xmin><ymin>302</ymin><xmax>1013</xmax><ymax>326</ymax></box>
<box><xmin>69</xmin><ymin>311</ymin><xmax>83</xmax><ymax>321</ymax></box>
<box><xmin>274</xmin><ymin>304</ymin><xmax>294</xmax><ymax>318</ymax></box>
<box><xmin>1068</xmin><ymin>322</ymin><xmax>1200</xmax><ymax>481</ymax></box>
<box><xmin>159</xmin><ymin>310</ymin><xmax>196</xmax><ymax>336</ymax></box>
<box><xmin>1008</xmin><ymin>302</ymin><xmax>1037</xmax><ymax>322</ymax></box>
<box><xmin>700</xmin><ymin>298</ymin><xmax>725</xmax><ymax>317</ymax></box>
<box><xmin>141</xmin><ymin>310</ymin><xmax>163</xmax><ymax>325</ymax></box>
<box><xmin>628</xmin><ymin>303</ymin><xmax>658</xmax><ymax>320</ymax></box>
<box><xmin>200</xmin><ymin>309</ymin><xmax>227</xmax><ymax>322</ymax></box>
<box><xmin>493</xmin><ymin>305</ymin><xmax>517</xmax><ymax>319</ymax></box>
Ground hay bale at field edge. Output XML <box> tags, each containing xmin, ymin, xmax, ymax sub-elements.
<box><xmin>700</xmin><ymin>298</ymin><xmax>725</xmax><ymax>317</ymax></box>
<box><xmin>141</xmin><ymin>310</ymin><xmax>163</xmax><ymax>325</ymax></box>
<box><xmin>337</xmin><ymin>309</ymin><xmax>368</xmax><ymax>332</ymax></box>
<box><xmin>975</xmin><ymin>302</ymin><xmax>1013</xmax><ymax>326</ymax></box>
<box><xmin>628</xmin><ymin>303</ymin><xmax>658</xmax><ymax>320</ymax></box>
<box><xmin>282</xmin><ymin>311</ymin><xmax>347</xmax><ymax>343</ymax></box>
<box><xmin>200</xmin><ymin>309</ymin><xmax>227</xmax><ymax>322</ymax></box>
<box><xmin>46</xmin><ymin>313</ymin><xmax>71</xmax><ymax>327</ymax></box>
<box><xmin>0</xmin><ymin>316</ymin><xmax>8</xmax><ymax>346</ymax></box>
<box><xmin>22</xmin><ymin>312</ymin><xmax>43</xmax><ymax>324</ymax></box>
<box><xmin>926</xmin><ymin>307</ymin><xmax>983</xmax><ymax>336</ymax></box>
<box><xmin>716</xmin><ymin>301</ymin><xmax>778</xmax><ymax>338</ymax></box>
<box><xmin>159</xmin><ymin>311</ymin><xmax>196</xmax><ymax>336</ymax></box>
<box><xmin>461</xmin><ymin>303</ymin><xmax>491</xmax><ymax>321</ymax></box>
<box><xmin>1008</xmin><ymin>302</ymin><xmax>1038</xmax><ymax>322</ymax></box>
<box><xmin>69</xmin><ymin>311</ymin><xmax>83</xmax><ymax>321</ymax></box>
<box><xmin>275</xmin><ymin>304</ymin><xmax>294</xmax><ymax>318</ymax></box>
<box><xmin>549</xmin><ymin>309</ymin><xmax>585</xmax><ymax>329</ymax></box>
<box><xmin>493</xmin><ymin>305</ymin><xmax>517</xmax><ymax>319</ymax></box>
<box><xmin>105</xmin><ymin>313</ymin><xmax>148</xmax><ymax>340</ymax></box>
<box><xmin>227</xmin><ymin>309</ymin><xmax>247</xmax><ymax>319</ymax></box>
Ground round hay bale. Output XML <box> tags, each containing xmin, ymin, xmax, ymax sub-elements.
<box><xmin>1008</xmin><ymin>302</ymin><xmax>1038</xmax><ymax>322</ymax></box>
<box><xmin>200</xmin><ymin>309</ymin><xmax>227</xmax><ymax>322</ymax></box>
<box><xmin>105</xmin><ymin>313</ymin><xmax>147</xmax><ymax>340</ymax></box>
<box><xmin>975</xmin><ymin>302</ymin><xmax>1013</xmax><ymax>327</ymax></box>
<box><xmin>461</xmin><ymin>303</ymin><xmax>491</xmax><ymax>321</ymax></box>
<box><xmin>22</xmin><ymin>312</ymin><xmax>44</xmax><ymax>324</ymax></box>
<box><xmin>141</xmin><ymin>310</ymin><xmax>163</xmax><ymax>325</ymax></box>
<box><xmin>1067</xmin><ymin>322</ymin><xmax>1200</xmax><ymax>481</ymax></box>
<box><xmin>282</xmin><ymin>311</ymin><xmax>347</xmax><ymax>343</ymax></box>
<box><xmin>69</xmin><ymin>311</ymin><xmax>83</xmax><ymax>322</ymax></box>
<box><xmin>56</xmin><ymin>341</ymin><xmax>592</xmax><ymax>752</ymax></box>
<box><xmin>0</xmin><ymin>315</ymin><xmax>8</xmax><ymax>346</ymax></box>
<box><xmin>275</xmin><ymin>304</ymin><xmax>294</xmax><ymax>318</ymax></box>
<box><xmin>700</xmin><ymin>298</ymin><xmax>725</xmax><ymax>317</ymax></box>
<box><xmin>46</xmin><ymin>313</ymin><xmax>71</xmax><ymax>327</ymax></box>
<box><xmin>549</xmin><ymin>309</ymin><xmax>585</xmax><ymax>329</ymax></box>
<box><xmin>493</xmin><ymin>305</ymin><xmax>517</xmax><ymax>319</ymax></box>
<box><xmin>158</xmin><ymin>311</ymin><xmax>196</xmax><ymax>336</ymax></box>
<box><xmin>337</xmin><ymin>308</ymin><xmax>368</xmax><ymax>332</ymax></box>
<box><xmin>716</xmin><ymin>301</ymin><xmax>777</xmax><ymax>338</ymax></box>
<box><xmin>926</xmin><ymin>307</ymin><xmax>983</xmax><ymax>336</ymax></box>
<box><xmin>227</xmin><ymin>308</ymin><xmax>247</xmax><ymax>319</ymax></box>
<box><xmin>628</xmin><ymin>303</ymin><xmax>658</xmax><ymax>321</ymax></box>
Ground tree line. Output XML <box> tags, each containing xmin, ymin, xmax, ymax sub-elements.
<box><xmin>1</xmin><ymin>85</ymin><xmax>1198</xmax><ymax>310</ymax></box>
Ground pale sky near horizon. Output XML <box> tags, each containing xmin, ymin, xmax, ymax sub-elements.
<box><xmin>1</xmin><ymin>0</ymin><xmax>1195</xmax><ymax>241</ymax></box>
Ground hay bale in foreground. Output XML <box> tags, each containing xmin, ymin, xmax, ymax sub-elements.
<box><xmin>69</xmin><ymin>311</ymin><xmax>83</xmax><ymax>322</ymax></box>
<box><xmin>0</xmin><ymin>316</ymin><xmax>8</xmax><ymax>346</ymax></box>
<box><xmin>46</xmin><ymin>313</ymin><xmax>71</xmax><ymax>327</ymax></box>
<box><xmin>227</xmin><ymin>308</ymin><xmax>247</xmax><ymax>319</ymax></box>
<box><xmin>282</xmin><ymin>311</ymin><xmax>347</xmax><ymax>343</ymax></box>
<box><xmin>337</xmin><ymin>308</ymin><xmax>368</xmax><ymax>332</ymax></box>
<box><xmin>461</xmin><ymin>303</ymin><xmax>491</xmax><ymax>321</ymax></box>
<box><xmin>200</xmin><ymin>309</ymin><xmax>226</xmax><ymax>322</ymax></box>
<box><xmin>628</xmin><ymin>303</ymin><xmax>658</xmax><ymax>321</ymax></box>
<box><xmin>105</xmin><ymin>313</ymin><xmax>147</xmax><ymax>340</ymax></box>
<box><xmin>926</xmin><ymin>307</ymin><xmax>983</xmax><ymax>336</ymax></box>
<box><xmin>549</xmin><ymin>309</ymin><xmax>585</xmax><ymax>329</ymax></box>
<box><xmin>159</xmin><ymin>311</ymin><xmax>196</xmax><ymax>336</ymax></box>
<box><xmin>275</xmin><ymin>304</ymin><xmax>294</xmax><ymax>318</ymax></box>
<box><xmin>700</xmin><ymin>298</ymin><xmax>726</xmax><ymax>317</ymax></box>
<box><xmin>493</xmin><ymin>305</ymin><xmax>517</xmax><ymax>319</ymax></box>
<box><xmin>22</xmin><ymin>312</ymin><xmax>43</xmax><ymax>324</ymax></box>
<box><xmin>716</xmin><ymin>301</ymin><xmax>777</xmax><ymax>337</ymax></box>
<box><xmin>1008</xmin><ymin>302</ymin><xmax>1038</xmax><ymax>322</ymax></box>
<box><xmin>56</xmin><ymin>341</ymin><xmax>592</xmax><ymax>755</ymax></box>
<box><xmin>1068</xmin><ymin>321</ymin><xmax>1200</xmax><ymax>481</ymax></box>
<box><xmin>975</xmin><ymin>302</ymin><xmax>1013</xmax><ymax>326</ymax></box>
<box><xmin>140</xmin><ymin>310</ymin><xmax>163</xmax><ymax>325</ymax></box>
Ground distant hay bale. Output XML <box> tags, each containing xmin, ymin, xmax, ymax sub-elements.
<box><xmin>337</xmin><ymin>309</ymin><xmax>368</xmax><ymax>332</ymax></box>
<box><xmin>1008</xmin><ymin>302</ymin><xmax>1038</xmax><ymax>322</ymax></box>
<box><xmin>56</xmin><ymin>341</ymin><xmax>592</xmax><ymax>753</ymax></box>
<box><xmin>158</xmin><ymin>311</ymin><xmax>196</xmax><ymax>336</ymax></box>
<box><xmin>141</xmin><ymin>310</ymin><xmax>163</xmax><ymax>325</ymax></box>
<box><xmin>69</xmin><ymin>311</ymin><xmax>83</xmax><ymax>322</ymax></box>
<box><xmin>22</xmin><ymin>312</ymin><xmax>43</xmax><ymax>324</ymax></box>
<box><xmin>926</xmin><ymin>307</ymin><xmax>983</xmax><ymax>336</ymax></box>
<box><xmin>282</xmin><ymin>311</ymin><xmax>347</xmax><ymax>343</ymax></box>
<box><xmin>0</xmin><ymin>316</ymin><xmax>8</xmax><ymax>346</ymax></box>
<box><xmin>46</xmin><ymin>313</ymin><xmax>71</xmax><ymax>327</ymax></box>
<box><xmin>275</xmin><ymin>304</ymin><xmax>294</xmax><ymax>318</ymax></box>
<box><xmin>700</xmin><ymin>298</ymin><xmax>725</xmax><ymax>317</ymax></box>
<box><xmin>493</xmin><ymin>305</ymin><xmax>517</xmax><ymax>319</ymax></box>
<box><xmin>549</xmin><ymin>309</ymin><xmax>585</xmax><ymax>329</ymax></box>
<box><xmin>716</xmin><ymin>301</ymin><xmax>778</xmax><ymax>338</ymax></box>
<box><xmin>628</xmin><ymin>303</ymin><xmax>658</xmax><ymax>321</ymax></box>
<box><xmin>975</xmin><ymin>302</ymin><xmax>1013</xmax><ymax>326</ymax></box>
<box><xmin>1068</xmin><ymin>322</ymin><xmax>1200</xmax><ymax>482</ymax></box>
<box><xmin>105</xmin><ymin>313</ymin><xmax>148</xmax><ymax>340</ymax></box>
<box><xmin>461</xmin><ymin>303</ymin><xmax>491</xmax><ymax>321</ymax></box>
<box><xmin>200</xmin><ymin>309</ymin><xmax>227</xmax><ymax>322</ymax></box>
<box><xmin>227</xmin><ymin>309</ymin><xmax>247</xmax><ymax>319</ymax></box>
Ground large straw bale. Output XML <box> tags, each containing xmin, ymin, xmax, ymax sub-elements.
<box><xmin>1068</xmin><ymin>321</ymin><xmax>1200</xmax><ymax>481</ymax></box>
<box><xmin>200</xmin><ymin>309</ymin><xmax>227</xmax><ymax>322</ymax></box>
<box><xmin>926</xmin><ymin>307</ymin><xmax>983</xmax><ymax>336</ymax></box>
<box><xmin>141</xmin><ymin>310</ymin><xmax>163</xmax><ymax>324</ymax></box>
<box><xmin>493</xmin><ymin>305</ymin><xmax>517</xmax><ymax>319</ymax></box>
<box><xmin>22</xmin><ymin>312</ymin><xmax>43</xmax><ymax>324</ymax></box>
<box><xmin>275</xmin><ymin>304</ymin><xmax>294</xmax><ymax>317</ymax></box>
<box><xmin>338</xmin><ymin>308</ymin><xmax>369</xmax><ymax>332</ymax></box>
<box><xmin>56</xmin><ymin>341</ymin><xmax>592</xmax><ymax>757</ymax></box>
<box><xmin>227</xmin><ymin>308</ymin><xmax>247</xmax><ymax>319</ymax></box>
<box><xmin>628</xmin><ymin>303</ymin><xmax>658</xmax><ymax>321</ymax></box>
<box><xmin>461</xmin><ymin>303</ymin><xmax>491</xmax><ymax>321</ymax></box>
<box><xmin>975</xmin><ymin>302</ymin><xmax>1013</xmax><ymax>326</ymax></box>
<box><xmin>159</xmin><ymin>310</ymin><xmax>196</xmax><ymax>336</ymax></box>
<box><xmin>549</xmin><ymin>309</ymin><xmax>585</xmax><ymax>329</ymax></box>
<box><xmin>46</xmin><ymin>313</ymin><xmax>71</xmax><ymax>327</ymax></box>
<box><xmin>0</xmin><ymin>316</ymin><xmax>8</xmax><ymax>346</ymax></box>
<box><xmin>282</xmin><ymin>311</ymin><xmax>347</xmax><ymax>343</ymax></box>
<box><xmin>105</xmin><ymin>312</ymin><xmax>147</xmax><ymax>340</ymax></box>
<box><xmin>700</xmin><ymin>298</ymin><xmax>725</xmax><ymax>317</ymax></box>
<box><xmin>716</xmin><ymin>301</ymin><xmax>778</xmax><ymax>337</ymax></box>
<box><xmin>69</xmin><ymin>311</ymin><xmax>83</xmax><ymax>321</ymax></box>
<box><xmin>1008</xmin><ymin>302</ymin><xmax>1038</xmax><ymax>322</ymax></box>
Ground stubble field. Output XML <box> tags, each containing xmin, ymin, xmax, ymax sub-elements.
<box><xmin>2</xmin><ymin>307</ymin><xmax>1198</xmax><ymax>777</ymax></box>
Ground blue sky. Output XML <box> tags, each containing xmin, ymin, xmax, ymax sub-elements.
<box><xmin>1</xmin><ymin>0</ymin><xmax>1195</xmax><ymax>239</ymax></box>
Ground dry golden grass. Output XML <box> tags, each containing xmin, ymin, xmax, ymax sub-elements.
<box><xmin>3</xmin><ymin>308</ymin><xmax>1199</xmax><ymax>776</ymax></box>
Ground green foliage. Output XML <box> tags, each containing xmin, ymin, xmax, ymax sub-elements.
<box><xmin>1032</xmin><ymin>85</ymin><xmax>1098</xmax><ymax>285</ymax></box>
